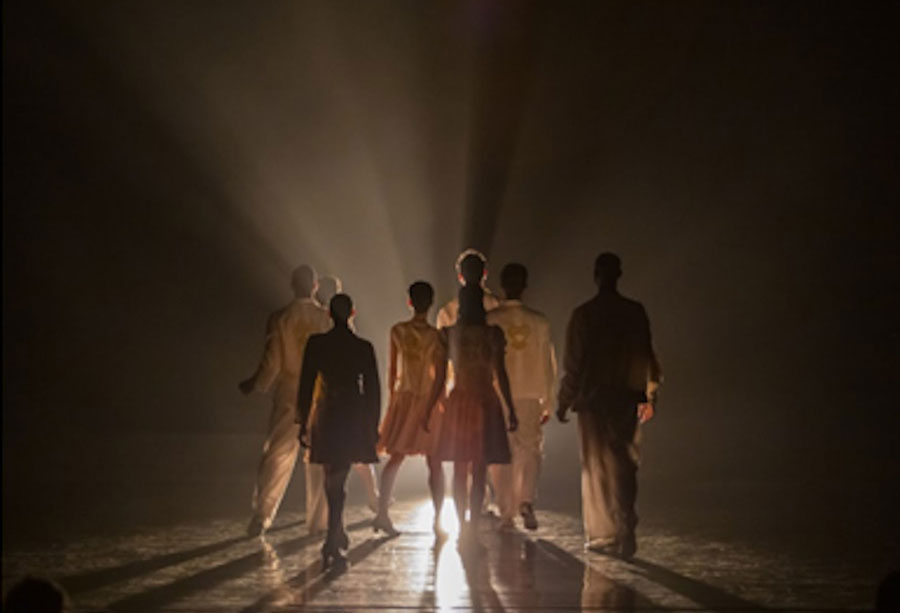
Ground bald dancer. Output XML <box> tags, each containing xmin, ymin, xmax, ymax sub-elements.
<box><xmin>240</xmin><ymin>265</ymin><xmax>331</xmax><ymax>537</ymax></box>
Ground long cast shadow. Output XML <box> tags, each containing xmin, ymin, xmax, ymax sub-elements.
<box><xmin>539</xmin><ymin>538</ymin><xmax>767</xmax><ymax>611</ymax></box>
<box><xmin>630</xmin><ymin>557</ymin><xmax>768</xmax><ymax>611</ymax></box>
<box><xmin>106</xmin><ymin>519</ymin><xmax>370</xmax><ymax>612</ymax></box>
<box><xmin>57</xmin><ymin>520</ymin><xmax>303</xmax><ymax>595</ymax></box>
<box><xmin>241</xmin><ymin>533</ymin><xmax>397</xmax><ymax>612</ymax></box>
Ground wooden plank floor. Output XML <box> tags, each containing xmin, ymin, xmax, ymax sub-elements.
<box><xmin>2</xmin><ymin>501</ymin><xmax>872</xmax><ymax>612</ymax></box>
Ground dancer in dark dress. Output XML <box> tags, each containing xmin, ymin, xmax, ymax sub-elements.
<box><xmin>297</xmin><ymin>294</ymin><xmax>381</xmax><ymax>568</ymax></box>
<box><xmin>423</xmin><ymin>285</ymin><xmax>518</xmax><ymax>543</ymax></box>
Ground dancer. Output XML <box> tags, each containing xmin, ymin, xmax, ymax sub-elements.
<box><xmin>239</xmin><ymin>265</ymin><xmax>330</xmax><ymax>537</ymax></box>
<box><xmin>316</xmin><ymin>274</ymin><xmax>380</xmax><ymax>514</ymax></box>
<box><xmin>487</xmin><ymin>263</ymin><xmax>557</xmax><ymax>530</ymax></box>
<box><xmin>436</xmin><ymin>249</ymin><xmax>501</xmax><ymax>329</ymax></box>
<box><xmin>556</xmin><ymin>253</ymin><xmax>662</xmax><ymax>559</ymax></box>
<box><xmin>375</xmin><ymin>281</ymin><xmax>447</xmax><ymax>537</ymax></box>
<box><xmin>297</xmin><ymin>294</ymin><xmax>381</xmax><ymax>568</ymax></box>
<box><xmin>423</xmin><ymin>285</ymin><xmax>518</xmax><ymax>544</ymax></box>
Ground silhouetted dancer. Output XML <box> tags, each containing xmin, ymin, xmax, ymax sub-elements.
<box><xmin>435</xmin><ymin>249</ymin><xmax>503</xmax><ymax>517</ymax></box>
<box><xmin>556</xmin><ymin>253</ymin><xmax>662</xmax><ymax>559</ymax></box>
<box><xmin>375</xmin><ymin>281</ymin><xmax>447</xmax><ymax>538</ymax></box>
<box><xmin>436</xmin><ymin>248</ymin><xmax>501</xmax><ymax>329</ymax></box>
<box><xmin>423</xmin><ymin>285</ymin><xmax>518</xmax><ymax>546</ymax></box>
<box><xmin>316</xmin><ymin>274</ymin><xmax>381</xmax><ymax>514</ymax></box>
<box><xmin>297</xmin><ymin>293</ymin><xmax>381</xmax><ymax>569</ymax></box>
<box><xmin>487</xmin><ymin>263</ymin><xmax>558</xmax><ymax>531</ymax></box>
<box><xmin>240</xmin><ymin>265</ymin><xmax>331</xmax><ymax>537</ymax></box>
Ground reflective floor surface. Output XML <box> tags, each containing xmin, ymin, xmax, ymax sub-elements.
<box><xmin>2</xmin><ymin>500</ymin><xmax>880</xmax><ymax>612</ymax></box>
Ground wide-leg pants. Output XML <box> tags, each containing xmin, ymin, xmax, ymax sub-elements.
<box><xmin>577</xmin><ymin>405</ymin><xmax>640</xmax><ymax>545</ymax></box>
<box><xmin>490</xmin><ymin>398</ymin><xmax>545</xmax><ymax>519</ymax></box>
<box><xmin>252</xmin><ymin>382</ymin><xmax>301</xmax><ymax>528</ymax></box>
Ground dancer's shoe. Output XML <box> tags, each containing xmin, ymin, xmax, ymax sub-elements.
<box><xmin>519</xmin><ymin>502</ymin><xmax>539</xmax><ymax>531</ymax></box>
<box><xmin>372</xmin><ymin>514</ymin><xmax>400</xmax><ymax>536</ymax></box>
<box><xmin>321</xmin><ymin>540</ymin><xmax>348</xmax><ymax>570</ymax></box>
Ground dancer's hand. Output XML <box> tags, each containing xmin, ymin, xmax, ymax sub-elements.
<box><xmin>540</xmin><ymin>410</ymin><xmax>550</xmax><ymax>426</ymax></box>
<box><xmin>556</xmin><ymin>406</ymin><xmax>570</xmax><ymax>423</ymax></box>
<box><xmin>299</xmin><ymin>426</ymin><xmax>310</xmax><ymax>448</ymax></box>
<box><xmin>238</xmin><ymin>378</ymin><xmax>254</xmax><ymax>395</ymax></box>
<box><xmin>637</xmin><ymin>402</ymin><xmax>655</xmax><ymax>424</ymax></box>
<box><xmin>508</xmin><ymin>413</ymin><xmax>519</xmax><ymax>432</ymax></box>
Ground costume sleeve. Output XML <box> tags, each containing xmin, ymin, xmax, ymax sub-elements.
<box><xmin>640</xmin><ymin>305</ymin><xmax>663</xmax><ymax>402</ymax></box>
<box><xmin>296</xmin><ymin>337</ymin><xmax>319</xmax><ymax>429</ymax></box>
<box><xmin>557</xmin><ymin>308</ymin><xmax>586</xmax><ymax>411</ymax></box>
<box><xmin>252</xmin><ymin>312</ymin><xmax>282</xmax><ymax>393</ymax></box>
<box><xmin>363</xmin><ymin>341</ymin><xmax>382</xmax><ymax>437</ymax></box>
<box><xmin>543</xmin><ymin>319</ymin><xmax>558</xmax><ymax>406</ymax></box>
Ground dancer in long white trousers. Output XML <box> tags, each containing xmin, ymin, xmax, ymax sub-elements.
<box><xmin>240</xmin><ymin>265</ymin><xmax>331</xmax><ymax>537</ymax></box>
<box><xmin>487</xmin><ymin>263</ymin><xmax>557</xmax><ymax>530</ymax></box>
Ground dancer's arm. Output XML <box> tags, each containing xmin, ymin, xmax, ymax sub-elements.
<box><xmin>296</xmin><ymin>338</ymin><xmax>319</xmax><ymax>447</ymax></box>
<box><xmin>492</xmin><ymin>326</ymin><xmax>518</xmax><ymax>432</ymax></box>
<box><xmin>421</xmin><ymin>334</ymin><xmax>448</xmax><ymax>433</ymax></box>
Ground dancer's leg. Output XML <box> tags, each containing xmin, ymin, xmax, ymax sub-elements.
<box><xmin>427</xmin><ymin>455</ymin><xmax>445</xmax><ymax>533</ymax></box>
<box><xmin>352</xmin><ymin>463</ymin><xmax>379</xmax><ymax>512</ymax></box>
<box><xmin>377</xmin><ymin>454</ymin><xmax>404</xmax><ymax>519</ymax></box>
<box><xmin>323</xmin><ymin>463</ymin><xmax>351</xmax><ymax>550</ymax></box>
<box><xmin>452</xmin><ymin>461</ymin><xmax>469</xmax><ymax>526</ymax></box>
<box><xmin>471</xmin><ymin>461</ymin><xmax>488</xmax><ymax>528</ymax></box>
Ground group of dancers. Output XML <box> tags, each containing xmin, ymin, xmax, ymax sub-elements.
<box><xmin>240</xmin><ymin>249</ymin><xmax>661</xmax><ymax>567</ymax></box>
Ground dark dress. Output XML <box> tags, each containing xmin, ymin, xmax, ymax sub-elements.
<box><xmin>432</xmin><ymin>323</ymin><xmax>511</xmax><ymax>465</ymax></box>
<box><xmin>297</xmin><ymin>326</ymin><xmax>380</xmax><ymax>465</ymax></box>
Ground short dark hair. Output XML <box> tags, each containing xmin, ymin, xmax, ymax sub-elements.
<box><xmin>456</xmin><ymin>248</ymin><xmax>487</xmax><ymax>285</ymax></box>
<box><xmin>593</xmin><ymin>252</ymin><xmax>622</xmax><ymax>281</ymax></box>
<box><xmin>329</xmin><ymin>293</ymin><xmax>353</xmax><ymax>322</ymax></box>
<box><xmin>500</xmin><ymin>263</ymin><xmax>528</xmax><ymax>297</ymax></box>
<box><xmin>408</xmin><ymin>281</ymin><xmax>434</xmax><ymax>313</ymax></box>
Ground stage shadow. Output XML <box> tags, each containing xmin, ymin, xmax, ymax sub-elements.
<box><xmin>57</xmin><ymin>519</ymin><xmax>303</xmax><ymax>595</ymax></box>
<box><xmin>538</xmin><ymin>538</ymin><xmax>767</xmax><ymax>611</ymax></box>
<box><xmin>241</xmin><ymin>533</ymin><xmax>397</xmax><ymax>612</ymax></box>
<box><xmin>106</xmin><ymin>519</ymin><xmax>370</xmax><ymax>612</ymax></box>
<box><xmin>630</xmin><ymin>557</ymin><xmax>768</xmax><ymax>611</ymax></box>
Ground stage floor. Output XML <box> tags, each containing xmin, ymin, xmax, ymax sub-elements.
<box><xmin>2</xmin><ymin>500</ymin><xmax>880</xmax><ymax>612</ymax></box>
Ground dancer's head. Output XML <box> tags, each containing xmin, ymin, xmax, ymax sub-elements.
<box><xmin>593</xmin><ymin>252</ymin><xmax>622</xmax><ymax>289</ymax></box>
<box><xmin>500</xmin><ymin>263</ymin><xmax>528</xmax><ymax>300</ymax></box>
<box><xmin>3</xmin><ymin>576</ymin><xmax>68</xmax><ymax>613</ymax></box>
<box><xmin>329</xmin><ymin>293</ymin><xmax>354</xmax><ymax>325</ymax></box>
<box><xmin>455</xmin><ymin>248</ymin><xmax>488</xmax><ymax>286</ymax></box>
<box><xmin>408</xmin><ymin>281</ymin><xmax>434</xmax><ymax>315</ymax></box>
<box><xmin>458</xmin><ymin>284</ymin><xmax>486</xmax><ymax>325</ymax></box>
<box><xmin>291</xmin><ymin>265</ymin><xmax>318</xmax><ymax>298</ymax></box>
<box><xmin>316</xmin><ymin>275</ymin><xmax>342</xmax><ymax>306</ymax></box>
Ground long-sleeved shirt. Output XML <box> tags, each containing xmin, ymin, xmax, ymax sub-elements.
<box><xmin>436</xmin><ymin>289</ymin><xmax>501</xmax><ymax>329</ymax></box>
<box><xmin>557</xmin><ymin>290</ymin><xmax>661</xmax><ymax>412</ymax></box>
<box><xmin>487</xmin><ymin>299</ymin><xmax>557</xmax><ymax>403</ymax></box>
<box><xmin>251</xmin><ymin>297</ymin><xmax>331</xmax><ymax>393</ymax></box>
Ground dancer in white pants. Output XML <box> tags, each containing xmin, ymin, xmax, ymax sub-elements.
<box><xmin>487</xmin><ymin>263</ymin><xmax>557</xmax><ymax>530</ymax></box>
<box><xmin>240</xmin><ymin>265</ymin><xmax>331</xmax><ymax>536</ymax></box>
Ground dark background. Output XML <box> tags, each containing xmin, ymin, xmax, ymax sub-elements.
<box><xmin>3</xmin><ymin>0</ymin><xmax>898</xmax><ymax>569</ymax></box>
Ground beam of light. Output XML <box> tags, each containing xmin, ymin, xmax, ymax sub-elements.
<box><xmin>409</xmin><ymin>499</ymin><xmax>469</xmax><ymax>611</ymax></box>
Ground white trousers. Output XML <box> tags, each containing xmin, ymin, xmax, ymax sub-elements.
<box><xmin>252</xmin><ymin>382</ymin><xmax>301</xmax><ymax>528</ymax></box>
<box><xmin>489</xmin><ymin>398</ymin><xmax>544</xmax><ymax>519</ymax></box>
